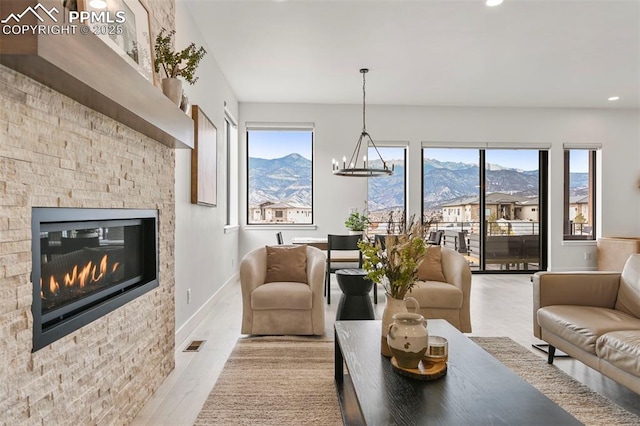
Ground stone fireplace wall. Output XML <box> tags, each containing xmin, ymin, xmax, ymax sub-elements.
<box><xmin>0</xmin><ymin>1</ymin><xmax>178</xmax><ymax>423</ymax></box>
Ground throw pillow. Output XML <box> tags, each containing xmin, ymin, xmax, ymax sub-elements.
<box><xmin>265</xmin><ymin>245</ymin><xmax>308</xmax><ymax>284</ymax></box>
<box><xmin>416</xmin><ymin>246</ymin><xmax>447</xmax><ymax>282</ymax></box>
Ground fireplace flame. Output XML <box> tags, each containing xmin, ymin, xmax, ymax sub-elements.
<box><xmin>78</xmin><ymin>261</ymin><xmax>92</xmax><ymax>288</ymax></box>
<box><xmin>64</xmin><ymin>265</ymin><xmax>78</xmax><ymax>287</ymax></box>
<box><xmin>91</xmin><ymin>254</ymin><xmax>108</xmax><ymax>282</ymax></box>
<box><xmin>49</xmin><ymin>275</ymin><xmax>59</xmax><ymax>294</ymax></box>
<box><xmin>44</xmin><ymin>254</ymin><xmax>119</xmax><ymax>297</ymax></box>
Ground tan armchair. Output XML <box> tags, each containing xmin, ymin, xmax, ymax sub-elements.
<box><xmin>240</xmin><ymin>245</ymin><xmax>326</xmax><ymax>335</ymax></box>
<box><xmin>408</xmin><ymin>246</ymin><xmax>472</xmax><ymax>332</ymax></box>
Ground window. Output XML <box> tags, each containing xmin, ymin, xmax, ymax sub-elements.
<box><xmin>247</xmin><ymin>127</ymin><xmax>313</xmax><ymax>224</ymax></box>
<box><xmin>563</xmin><ymin>149</ymin><xmax>596</xmax><ymax>240</ymax></box>
<box><xmin>367</xmin><ymin>146</ymin><xmax>406</xmax><ymax>233</ymax></box>
<box><xmin>225</xmin><ymin>111</ymin><xmax>238</xmax><ymax>227</ymax></box>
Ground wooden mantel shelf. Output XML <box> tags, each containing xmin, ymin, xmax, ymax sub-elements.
<box><xmin>0</xmin><ymin>1</ymin><xmax>193</xmax><ymax>149</ymax></box>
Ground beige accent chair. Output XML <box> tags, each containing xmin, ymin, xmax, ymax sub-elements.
<box><xmin>240</xmin><ymin>245</ymin><xmax>326</xmax><ymax>335</ymax></box>
<box><xmin>409</xmin><ymin>246</ymin><xmax>472</xmax><ymax>332</ymax></box>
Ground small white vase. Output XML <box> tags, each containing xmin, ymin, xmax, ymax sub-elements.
<box><xmin>162</xmin><ymin>77</ymin><xmax>183</xmax><ymax>106</ymax></box>
<box><xmin>348</xmin><ymin>230</ymin><xmax>363</xmax><ymax>235</ymax></box>
<box><xmin>180</xmin><ymin>93</ymin><xmax>191</xmax><ymax>115</ymax></box>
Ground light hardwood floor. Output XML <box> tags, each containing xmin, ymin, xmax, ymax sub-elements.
<box><xmin>132</xmin><ymin>274</ymin><xmax>640</xmax><ymax>425</ymax></box>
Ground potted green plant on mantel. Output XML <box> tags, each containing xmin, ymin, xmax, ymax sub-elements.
<box><xmin>154</xmin><ymin>28</ymin><xmax>207</xmax><ymax>107</ymax></box>
<box><xmin>345</xmin><ymin>211</ymin><xmax>370</xmax><ymax>235</ymax></box>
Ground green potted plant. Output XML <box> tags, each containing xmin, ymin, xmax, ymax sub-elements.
<box><xmin>345</xmin><ymin>211</ymin><xmax>370</xmax><ymax>234</ymax></box>
<box><xmin>154</xmin><ymin>28</ymin><xmax>207</xmax><ymax>105</ymax></box>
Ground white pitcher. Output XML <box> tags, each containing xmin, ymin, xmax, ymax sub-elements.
<box><xmin>381</xmin><ymin>294</ymin><xmax>420</xmax><ymax>357</ymax></box>
<box><xmin>387</xmin><ymin>312</ymin><xmax>429</xmax><ymax>369</ymax></box>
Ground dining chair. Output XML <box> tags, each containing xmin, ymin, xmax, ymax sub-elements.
<box><xmin>325</xmin><ymin>234</ymin><xmax>363</xmax><ymax>304</ymax></box>
<box><xmin>427</xmin><ymin>230</ymin><xmax>444</xmax><ymax>245</ymax></box>
<box><xmin>374</xmin><ymin>234</ymin><xmax>387</xmax><ymax>250</ymax></box>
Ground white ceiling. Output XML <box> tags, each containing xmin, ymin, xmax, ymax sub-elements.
<box><xmin>185</xmin><ymin>0</ymin><xmax>640</xmax><ymax>109</ymax></box>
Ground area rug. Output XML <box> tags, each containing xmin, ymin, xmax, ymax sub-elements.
<box><xmin>194</xmin><ymin>336</ymin><xmax>640</xmax><ymax>425</ymax></box>
<box><xmin>470</xmin><ymin>337</ymin><xmax>640</xmax><ymax>425</ymax></box>
<box><xmin>194</xmin><ymin>338</ymin><xmax>342</xmax><ymax>426</ymax></box>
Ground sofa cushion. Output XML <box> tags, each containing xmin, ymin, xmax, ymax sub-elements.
<box><xmin>537</xmin><ymin>305</ymin><xmax>640</xmax><ymax>354</ymax></box>
<box><xmin>409</xmin><ymin>280</ymin><xmax>462</xmax><ymax>309</ymax></box>
<box><xmin>596</xmin><ymin>330</ymin><xmax>640</xmax><ymax>377</ymax></box>
<box><xmin>264</xmin><ymin>245</ymin><xmax>307</xmax><ymax>284</ymax></box>
<box><xmin>615</xmin><ymin>254</ymin><xmax>640</xmax><ymax>318</ymax></box>
<box><xmin>416</xmin><ymin>246</ymin><xmax>447</xmax><ymax>282</ymax></box>
<box><xmin>251</xmin><ymin>282</ymin><xmax>312</xmax><ymax>310</ymax></box>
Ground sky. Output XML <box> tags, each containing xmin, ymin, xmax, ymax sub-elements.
<box><xmin>248</xmin><ymin>130</ymin><xmax>312</xmax><ymax>160</ymax></box>
<box><xmin>248</xmin><ymin>131</ymin><xmax>589</xmax><ymax>173</ymax></box>
<box><xmin>424</xmin><ymin>148</ymin><xmax>540</xmax><ymax>171</ymax></box>
<box><xmin>423</xmin><ymin>148</ymin><xmax>589</xmax><ymax>173</ymax></box>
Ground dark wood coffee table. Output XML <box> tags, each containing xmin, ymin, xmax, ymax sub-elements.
<box><xmin>334</xmin><ymin>320</ymin><xmax>580</xmax><ymax>425</ymax></box>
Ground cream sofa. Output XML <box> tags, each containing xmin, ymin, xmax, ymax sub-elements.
<box><xmin>533</xmin><ymin>254</ymin><xmax>640</xmax><ymax>394</ymax></box>
<box><xmin>240</xmin><ymin>245</ymin><xmax>326</xmax><ymax>335</ymax></box>
<box><xmin>409</xmin><ymin>246</ymin><xmax>472</xmax><ymax>333</ymax></box>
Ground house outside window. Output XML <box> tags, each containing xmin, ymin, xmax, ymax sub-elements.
<box><xmin>246</xmin><ymin>127</ymin><xmax>313</xmax><ymax>225</ymax></box>
<box><xmin>563</xmin><ymin>148</ymin><xmax>597</xmax><ymax>240</ymax></box>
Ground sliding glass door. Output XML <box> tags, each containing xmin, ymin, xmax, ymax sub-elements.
<box><xmin>482</xmin><ymin>149</ymin><xmax>544</xmax><ymax>271</ymax></box>
<box><xmin>423</xmin><ymin>147</ymin><xmax>547</xmax><ymax>273</ymax></box>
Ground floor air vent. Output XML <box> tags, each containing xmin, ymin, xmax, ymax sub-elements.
<box><xmin>184</xmin><ymin>340</ymin><xmax>205</xmax><ymax>352</ymax></box>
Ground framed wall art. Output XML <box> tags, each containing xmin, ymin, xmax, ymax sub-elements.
<box><xmin>79</xmin><ymin>0</ymin><xmax>154</xmax><ymax>84</ymax></box>
<box><xmin>191</xmin><ymin>105</ymin><xmax>218</xmax><ymax>207</ymax></box>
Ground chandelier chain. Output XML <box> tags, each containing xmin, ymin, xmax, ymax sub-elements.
<box><xmin>362</xmin><ymin>70</ymin><xmax>367</xmax><ymax>133</ymax></box>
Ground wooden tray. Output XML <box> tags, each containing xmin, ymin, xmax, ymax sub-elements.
<box><xmin>390</xmin><ymin>357</ymin><xmax>447</xmax><ymax>380</ymax></box>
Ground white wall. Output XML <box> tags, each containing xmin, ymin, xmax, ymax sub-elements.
<box><xmin>239</xmin><ymin>103</ymin><xmax>640</xmax><ymax>271</ymax></box>
<box><xmin>174</xmin><ymin>4</ymin><xmax>239</xmax><ymax>342</ymax></box>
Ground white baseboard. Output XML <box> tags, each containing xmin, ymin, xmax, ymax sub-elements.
<box><xmin>175</xmin><ymin>273</ymin><xmax>238</xmax><ymax>349</ymax></box>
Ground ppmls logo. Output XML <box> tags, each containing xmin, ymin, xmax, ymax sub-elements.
<box><xmin>2</xmin><ymin>2</ymin><xmax>126</xmax><ymax>35</ymax></box>
<box><xmin>1</xmin><ymin>3</ymin><xmax>81</xmax><ymax>35</ymax></box>
<box><xmin>1</xmin><ymin>3</ymin><xmax>59</xmax><ymax>24</ymax></box>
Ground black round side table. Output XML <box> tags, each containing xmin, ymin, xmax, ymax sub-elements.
<box><xmin>335</xmin><ymin>268</ymin><xmax>375</xmax><ymax>320</ymax></box>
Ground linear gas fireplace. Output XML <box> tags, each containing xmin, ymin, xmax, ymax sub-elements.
<box><xmin>31</xmin><ymin>208</ymin><xmax>159</xmax><ymax>351</ymax></box>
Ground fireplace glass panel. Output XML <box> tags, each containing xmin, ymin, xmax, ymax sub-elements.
<box><xmin>40</xmin><ymin>224</ymin><xmax>142</xmax><ymax>315</ymax></box>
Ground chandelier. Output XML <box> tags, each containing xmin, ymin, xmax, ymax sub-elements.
<box><xmin>332</xmin><ymin>69</ymin><xmax>393</xmax><ymax>177</ymax></box>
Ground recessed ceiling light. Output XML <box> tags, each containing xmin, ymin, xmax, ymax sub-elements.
<box><xmin>486</xmin><ymin>0</ymin><xmax>504</xmax><ymax>6</ymax></box>
<box><xmin>89</xmin><ymin>0</ymin><xmax>107</xmax><ymax>9</ymax></box>
<box><xmin>608</xmin><ymin>96</ymin><xmax>620</xmax><ymax>101</ymax></box>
